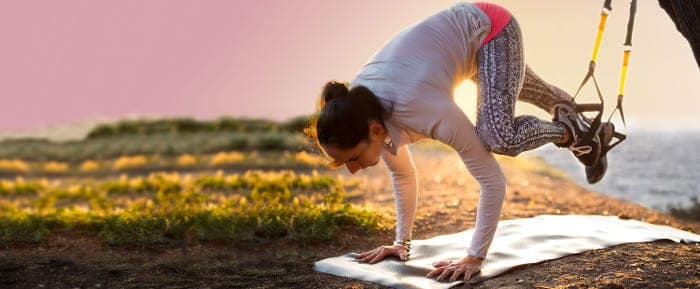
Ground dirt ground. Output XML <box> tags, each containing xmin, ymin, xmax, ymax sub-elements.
<box><xmin>1</xmin><ymin>149</ymin><xmax>699</xmax><ymax>289</ymax></box>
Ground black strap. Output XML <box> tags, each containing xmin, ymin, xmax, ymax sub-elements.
<box><xmin>624</xmin><ymin>0</ymin><xmax>637</xmax><ymax>46</ymax></box>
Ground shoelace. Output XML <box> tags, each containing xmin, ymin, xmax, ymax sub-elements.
<box><xmin>568</xmin><ymin>131</ymin><xmax>594</xmax><ymax>157</ymax></box>
<box><xmin>555</xmin><ymin>104</ymin><xmax>595</xmax><ymax>157</ymax></box>
<box><xmin>570</xmin><ymin>143</ymin><xmax>593</xmax><ymax>157</ymax></box>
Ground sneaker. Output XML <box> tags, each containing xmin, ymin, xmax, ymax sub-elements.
<box><xmin>551</xmin><ymin>101</ymin><xmax>602</xmax><ymax>167</ymax></box>
<box><xmin>585</xmin><ymin>122</ymin><xmax>615</xmax><ymax>184</ymax></box>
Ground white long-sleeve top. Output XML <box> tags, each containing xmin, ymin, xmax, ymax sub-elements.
<box><xmin>348</xmin><ymin>2</ymin><xmax>506</xmax><ymax>259</ymax></box>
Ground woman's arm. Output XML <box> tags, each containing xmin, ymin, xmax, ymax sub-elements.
<box><xmin>420</xmin><ymin>98</ymin><xmax>507</xmax><ymax>259</ymax></box>
<box><xmin>381</xmin><ymin>144</ymin><xmax>419</xmax><ymax>242</ymax></box>
<box><xmin>353</xmin><ymin>146</ymin><xmax>416</xmax><ymax>265</ymax></box>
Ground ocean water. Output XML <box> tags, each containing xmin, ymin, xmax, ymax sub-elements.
<box><xmin>525</xmin><ymin>129</ymin><xmax>700</xmax><ymax>213</ymax></box>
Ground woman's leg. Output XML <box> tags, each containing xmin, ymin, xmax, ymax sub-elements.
<box><xmin>474</xmin><ymin>17</ymin><xmax>568</xmax><ymax>156</ymax></box>
<box><xmin>518</xmin><ymin>65</ymin><xmax>574</xmax><ymax>113</ymax></box>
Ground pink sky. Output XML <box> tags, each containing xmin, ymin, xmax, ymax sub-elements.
<box><xmin>1</xmin><ymin>0</ymin><xmax>698</xmax><ymax>133</ymax></box>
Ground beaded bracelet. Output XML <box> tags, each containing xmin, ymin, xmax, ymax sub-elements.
<box><xmin>392</xmin><ymin>239</ymin><xmax>411</xmax><ymax>252</ymax></box>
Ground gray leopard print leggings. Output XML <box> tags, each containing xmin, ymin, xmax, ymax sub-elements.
<box><xmin>474</xmin><ymin>17</ymin><xmax>573</xmax><ymax>156</ymax></box>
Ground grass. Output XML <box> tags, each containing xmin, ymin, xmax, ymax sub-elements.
<box><xmin>0</xmin><ymin>150</ymin><xmax>327</xmax><ymax>178</ymax></box>
<box><xmin>0</xmin><ymin>131</ymin><xmax>310</xmax><ymax>163</ymax></box>
<box><xmin>498</xmin><ymin>154</ymin><xmax>572</xmax><ymax>180</ymax></box>
<box><xmin>85</xmin><ymin>115</ymin><xmax>311</xmax><ymax>138</ymax></box>
<box><xmin>0</xmin><ymin>170</ymin><xmax>385</xmax><ymax>246</ymax></box>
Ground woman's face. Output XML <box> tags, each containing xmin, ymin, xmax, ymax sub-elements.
<box><xmin>323</xmin><ymin>121</ymin><xmax>387</xmax><ymax>174</ymax></box>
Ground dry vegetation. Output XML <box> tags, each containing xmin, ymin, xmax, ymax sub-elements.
<box><xmin>1</xmin><ymin>142</ymin><xmax>698</xmax><ymax>289</ymax></box>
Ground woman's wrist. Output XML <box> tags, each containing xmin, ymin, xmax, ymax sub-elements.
<box><xmin>393</xmin><ymin>239</ymin><xmax>411</xmax><ymax>252</ymax></box>
<box><xmin>467</xmin><ymin>254</ymin><xmax>485</xmax><ymax>262</ymax></box>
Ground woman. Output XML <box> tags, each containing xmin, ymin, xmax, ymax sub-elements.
<box><xmin>305</xmin><ymin>1</ymin><xmax>612</xmax><ymax>283</ymax></box>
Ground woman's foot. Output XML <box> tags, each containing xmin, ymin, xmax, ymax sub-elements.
<box><xmin>551</xmin><ymin>101</ymin><xmax>602</xmax><ymax>167</ymax></box>
<box><xmin>556</xmin><ymin>130</ymin><xmax>571</xmax><ymax>146</ymax></box>
<box><xmin>585</xmin><ymin>122</ymin><xmax>615</xmax><ymax>184</ymax></box>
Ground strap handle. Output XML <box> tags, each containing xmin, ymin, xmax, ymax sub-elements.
<box><xmin>608</xmin><ymin>0</ymin><xmax>637</xmax><ymax>134</ymax></box>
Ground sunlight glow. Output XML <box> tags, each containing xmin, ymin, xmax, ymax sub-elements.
<box><xmin>453</xmin><ymin>80</ymin><xmax>478</xmax><ymax>121</ymax></box>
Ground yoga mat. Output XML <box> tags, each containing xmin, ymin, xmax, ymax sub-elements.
<box><xmin>314</xmin><ymin>214</ymin><xmax>700</xmax><ymax>289</ymax></box>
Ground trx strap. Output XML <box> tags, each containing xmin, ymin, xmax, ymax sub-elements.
<box><xmin>607</xmin><ymin>0</ymin><xmax>637</xmax><ymax>151</ymax></box>
<box><xmin>571</xmin><ymin>0</ymin><xmax>637</xmax><ymax>153</ymax></box>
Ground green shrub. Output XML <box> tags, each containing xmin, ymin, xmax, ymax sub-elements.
<box><xmin>256</xmin><ymin>134</ymin><xmax>287</xmax><ymax>151</ymax></box>
<box><xmin>228</xmin><ymin>135</ymin><xmax>249</xmax><ymax>150</ymax></box>
<box><xmin>668</xmin><ymin>196</ymin><xmax>700</xmax><ymax>222</ymax></box>
<box><xmin>281</xmin><ymin>115</ymin><xmax>311</xmax><ymax>133</ymax></box>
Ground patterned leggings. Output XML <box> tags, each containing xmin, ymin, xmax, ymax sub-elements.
<box><xmin>474</xmin><ymin>17</ymin><xmax>573</xmax><ymax>156</ymax></box>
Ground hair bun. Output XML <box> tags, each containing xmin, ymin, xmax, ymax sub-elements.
<box><xmin>322</xmin><ymin>81</ymin><xmax>349</xmax><ymax>103</ymax></box>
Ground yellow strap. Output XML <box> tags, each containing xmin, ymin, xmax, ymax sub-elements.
<box><xmin>618</xmin><ymin>50</ymin><xmax>631</xmax><ymax>96</ymax></box>
<box><xmin>591</xmin><ymin>12</ymin><xmax>608</xmax><ymax>63</ymax></box>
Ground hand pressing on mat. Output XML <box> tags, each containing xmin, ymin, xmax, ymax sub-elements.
<box><xmin>355</xmin><ymin>244</ymin><xmax>410</xmax><ymax>263</ymax></box>
<box><xmin>426</xmin><ymin>254</ymin><xmax>483</xmax><ymax>282</ymax></box>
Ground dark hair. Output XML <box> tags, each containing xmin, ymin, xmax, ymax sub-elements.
<box><xmin>304</xmin><ymin>80</ymin><xmax>391</xmax><ymax>167</ymax></box>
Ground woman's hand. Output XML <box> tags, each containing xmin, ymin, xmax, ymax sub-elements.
<box><xmin>425</xmin><ymin>254</ymin><xmax>483</xmax><ymax>282</ymax></box>
<box><xmin>355</xmin><ymin>244</ymin><xmax>409</xmax><ymax>264</ymax></box>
